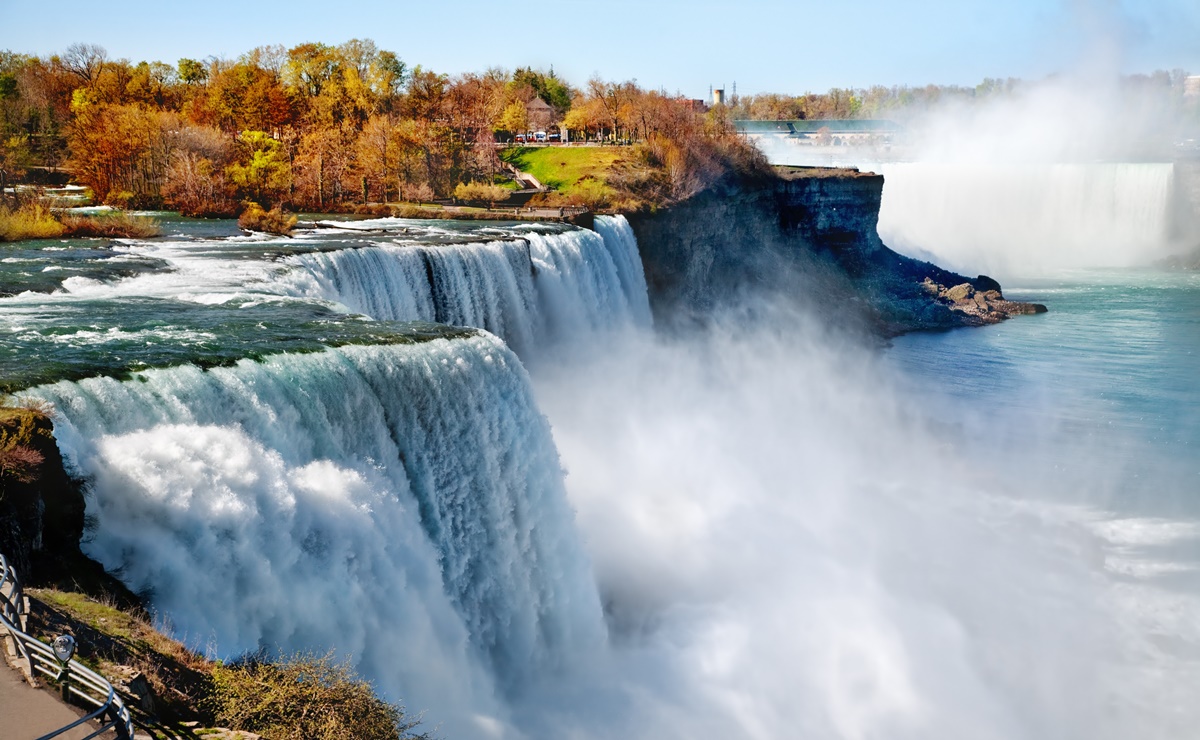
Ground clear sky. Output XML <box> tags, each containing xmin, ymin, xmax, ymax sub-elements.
<box><xmin>1</xmin><ymin>0</ymin><xmax>1197</xmax><ymax>96</ymax></box>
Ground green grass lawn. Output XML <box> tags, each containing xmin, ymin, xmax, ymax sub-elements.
<box><xmin>500</xmin><ymin>146</ymin><xmax>624</xmax><ymax>194</ymax></box>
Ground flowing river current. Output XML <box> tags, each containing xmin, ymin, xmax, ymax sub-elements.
<box><xmin>4</xmin><ymin>210</ymin><xmax>1199</xmax><ymax>739</ymax></box>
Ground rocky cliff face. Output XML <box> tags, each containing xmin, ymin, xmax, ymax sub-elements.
<box><xmin>0</xmin><ymin>407</ymin><xmax>81</xmax><ymax>576</ymax></box>
<box><xmin>627</xmin><ymin>167</ymin><xmax>1045</xmax><ymax>335</ymax></box>
<box><xmin>0</xmin><ymin>405</ymin><xmax>134</xmax><ymax>604</ymax></box>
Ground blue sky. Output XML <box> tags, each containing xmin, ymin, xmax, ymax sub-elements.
<box><xmin>1</xmin><ymin>0</ymin><xmax>1197</xmax><ymax>95</ymax></box>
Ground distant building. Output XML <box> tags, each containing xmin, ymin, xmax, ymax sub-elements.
<box><xmin>683</xmin><ymin>99</ymin><xmax>709</xmax><ymax>113</ymax></box>
<box><xmin>525</xmin><ymin>97</ymin><xmax>554</xmax><ymax>132</ymax></box>
<box><xmin>735</xmin><ymin>119</ymin><xmax>903</xmax><ymax>146</ymax></box>
<box><xmin>1185</xmin><ymin>76</ymin><xmax>1200</xmax><ymax>98</ymax></box>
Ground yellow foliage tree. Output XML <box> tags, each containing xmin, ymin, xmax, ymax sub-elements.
<box><xmin>495</xmin><ymin>100</ymin><xmax>528</xmax><ymax>137</ymax></box>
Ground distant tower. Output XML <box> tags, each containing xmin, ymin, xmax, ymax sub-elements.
<box><xmin>713</xmin><ymin>88</ymin><xmax>725</xmax><ymax>106</ymax></box>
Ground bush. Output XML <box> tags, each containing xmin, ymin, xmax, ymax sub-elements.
<box><xmin>400</xmin><ymin>182</ymin><xmax>435</xmax><ymax>204</ymax></box>
<box><xmin>0</xmin><ymin>202</ymin><xmax>162</xmax><ymax>241</ymax></box>
<box><xmin>354</xmin><ymin>203</ymin><xmax>392</xmax><ymax>216</ymax></box>
<box><xmin>453</xmin><ymin>181</ymin><xmax>510</xmax><ymax>205</ymax></box>
<box><xmin>103</xmin><ymin>189</ymin><xmax>135</xmax><ymax>208</ymax></box>
<box><xmin>208</xmin><ymin>652</ymin><xmax>428</xmax><ymax>740</ymax></box>
<box><xmin>0</xmin><ymin>202</ymin><xmax>65</xmax><ymax>241</ymax></box>
<box><xmin>238</xmin><ymin>202</ymin><xmax>297</xmax><ymax>235</ymax></box>
<box><xmin>58</xmin><ymin>211</ymin><xmax>162</xmax><ymax>239</ymax></box>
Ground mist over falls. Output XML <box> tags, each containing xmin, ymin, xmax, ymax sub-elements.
<box><xmin>17</xmin><ymin>212</ymin><xmax>1200</xmax><ymax>738</ymax></box>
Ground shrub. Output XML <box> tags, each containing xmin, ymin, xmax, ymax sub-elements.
<box><xmin>0</xmin><ymin>202</ymin><xmax>162</xmax><ymax>241</ymax></box>
<box><xmin>400</xmin><ymin>182</ymin><xmax>435</xmax><ymax>204</ymax></box>
<box><xmin>103</xmin><ymin>189</ymin><xmax>135</xmax><ymax>208</ymax></box>
<box><xmin>58</xmin><ymin>211</ymin><xmax>162</xmax><ymax>239</ymax></box>
<box><xmin>0</xmin><ymin>202</ymin><xmax>65</xmax><ymax>241</ymax></box>
<box><xmin>453</xmin><ymin>181</ymin><xmax>510</xmax><ymax>205</ymax></box>
<box><xmin>208</xmin><ymin>652</ymin><xmax>428</xmax><ymax>740</ymax></box>
<box><xmin>354</xmin><ymin>203</ymin><xmax>392</xmax><ymax>216</ymax></box>
<box><xmin>238</xmin><ymin>202</ymin><xmax>297</xmax><ymax>235</ymax></box>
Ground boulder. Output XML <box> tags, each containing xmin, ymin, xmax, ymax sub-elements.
<box><xmin>944</xmin><ymin>283</ymin><xmax>975</xmax><ymax>302</ymax></box>
<box><xmin>974</xmin><ymin>274</ymin><xmax>1003</xmax><ymax>293</ymax></box>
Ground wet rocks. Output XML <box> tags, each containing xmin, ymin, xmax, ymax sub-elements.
<box><xmin>921</xmin><ymin>278</ymin><xmax>1048</xmax><ymax>324</ymax></box>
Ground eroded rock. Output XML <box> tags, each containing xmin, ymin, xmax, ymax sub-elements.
<box><xmin>920</xmin><ymin>276</ymin><xmax>1047</xmax><ymax>324</ymax></box>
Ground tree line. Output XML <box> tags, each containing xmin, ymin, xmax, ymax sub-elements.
<box><xmin>0</xmin><ymin>41</ymin><xmax>767</xmax><ymax>214</ymax></box>
<box><xmin>727</xmin><ymin>70</ymin><xmax>1196</xmax><ymax>122</ymax></box>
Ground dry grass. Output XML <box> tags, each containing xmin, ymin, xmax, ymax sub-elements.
<box><xmin>210</xmin><ymin>653</ymin><xmax>429</xmax><ymax>740</ymax></box>
<box><xmin>28</xmin><ymin>587</ymin><xmax>216</xmax><ymax>724</ymax></box>
<box><xmin>25</xmin><ymin>587</ymin><xmax>428</xmax><ymax>738</ymax></box>
<box><xmin>0</xmin><ymin>201</ymin><xmax>162</xmax><ymax>241</ymax></box>
<box><xmin>0</xmin><ymin>202</ymin><xmax>66</xmax><ymax>241</ymax></box>
<box><xmin>59</xmin><ymin>211</ymin><xmax>162</xmax><ymax>238</ymax></box>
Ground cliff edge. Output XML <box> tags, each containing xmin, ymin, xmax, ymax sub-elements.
<box><xmin>627</xmin><ymin>166</ymin><xmax>1046</xmax><ymax>336</ymax></box>
<box><xmin>0</xmin><ymin>404</ymin><xmax>137</xmax><ymax>606</ymax></box>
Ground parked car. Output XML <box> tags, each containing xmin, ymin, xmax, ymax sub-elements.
<box><xmin>515</xmin><ymin>133</ymin><xmax>527</xmax><ymax>143</ymax></box>
<box><xmin>548</xmin><ymin>132</ymin><xmax>560</xmax><ymax>142</ymax></box>
<box><xmin>534</xmin><ymin>131</ymin><xmax>547</xmax><ymax>142</ymax></box>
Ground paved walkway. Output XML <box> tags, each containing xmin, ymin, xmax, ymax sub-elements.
<box><xmin>0</xmin><ymin>659</ymin><xmax>104</xmax><ymax>739</ymax></box>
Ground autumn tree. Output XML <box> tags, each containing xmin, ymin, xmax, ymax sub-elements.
<box><xmin>162</xmin><ymin>123</ymin><xmax>235</xmax><ymax>216</ymax></box>
<box><xmin>226</xmin><ymin>130</ymin><xmax>290</xmax><ymax>206</ymax></box>
<box><xmin>196</xmin><ymin>62</ymin><xmax>293</xmax><ymax>134</ymax></box>
<box><xmin>356</xmin><ymin>114</ymin><xmax>399</xmax><ymax>202</ymax></box>
<box><xmin>58</xmin><ymin>42</ymin><xmax>107</xmax><ymax>88</ymax></box>
<box><xmin>67</xmin><ymin>96</ymin><xmax>173</xmax><ymax>205</ymax></box>
<box><xmin>178</xmin><ymin>58</ymin><xmax>207</xmax><ymax>85</ymax></box>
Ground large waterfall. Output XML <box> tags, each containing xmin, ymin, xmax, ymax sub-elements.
<box><xmin>34</xmin><ymin>337</ymin><xmax>606</xmax><ymax>737</ymax></box>
<box><xmin>13</xmin><ymin>209</ymin><xmax>1200</xmax><ymax>740</ymax></box>
<box><xmin>13</xmin><ymin>217</ymin><xmax>645</xmax><ymax>738</ymax></box>
<box><xmin>876</xmin><ymin>162</ymin><xmax>1178</xmax><ymax>277</ymax></box>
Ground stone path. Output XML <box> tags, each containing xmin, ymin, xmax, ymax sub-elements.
<box><xmin>0</xmin><ymin>659</ymin><xmax>103</xmax><ymax>739</ymax></box>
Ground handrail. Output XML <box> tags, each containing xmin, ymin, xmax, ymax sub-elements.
<box><xmin>0</xmin><ymin>552</ymin><xmax>134</xmax><ymax>739</ymax></box>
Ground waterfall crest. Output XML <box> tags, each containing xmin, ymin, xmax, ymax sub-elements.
<box><xmin>286</xmin><ymin>215</ymin><xmax>650</xmax><ymax>353</ymax></box>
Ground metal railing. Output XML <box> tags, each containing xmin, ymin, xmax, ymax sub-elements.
<box><xmin>0</xmin><ymin>551</ymin><xmax>134</xmax><ymax>739</ymax></box>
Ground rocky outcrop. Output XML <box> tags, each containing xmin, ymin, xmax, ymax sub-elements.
<box><xmin>921</xmin><ymin>278</ymin><xmax>1047</xmax><ymax>322</ymax></box>
<box><xmin>0</xmin><ymin>405</ymin><xmax>136</xmax><ymax>606</ymax></box>
<box><xmin>626</xmin><ymin>166</ymin><xmax>1046</xmax><ymax>336</ymax></box>
<box><xmin>0</xmin><ymin>406</ymin><xmax>81</xmax><ymax>579</ymax></box>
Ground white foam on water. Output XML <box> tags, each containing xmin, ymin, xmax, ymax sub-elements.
<box><xmin>32</xmin><ymin>338</ymin><xmax>607</xmax><ymax>739</ymax></box>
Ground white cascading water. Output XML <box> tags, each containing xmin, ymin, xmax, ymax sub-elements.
<box><xmin>876</xmin><ymin>162</ymin><xmax>1177</xmax><ymax>277</ymax></box>
<box><xmin>285</xmin><ymin>216</ymin><xmax>651</xmax><ymax>353</ymax></box>
<box><xmin>24</xmin><ymin>209</ymin><xmax>1200</xmax><ymax>739</ymax></box>
<box><xmin>32</xmin><ymin>337</ymin><xmax>607</xmax><ymax>739</ymax></box>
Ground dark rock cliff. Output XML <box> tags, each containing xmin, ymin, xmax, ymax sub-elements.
<box><xmin>626</xmin><ymin>166</ymin><xmax>1044</xmax><ymax>336</ymax></box>
<box><xmin>0</xmin><ymin>405</ymin><xmax>136</xmax><ymax>605</ymax></box>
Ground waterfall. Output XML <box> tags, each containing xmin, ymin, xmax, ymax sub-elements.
<box><xmin>876</xmin><ymin>162</ymin><xmax>1178</xmax><ymax>276</ymax></box>
<box><xmin>285</xmin><ymin>216</ymin><xmax>650</xmax><ymax>354</ymax></box>
<box><xmin>32</xmin><ymin>336</ymin><xmax>607</xmax><ymax>737</ymax></box>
